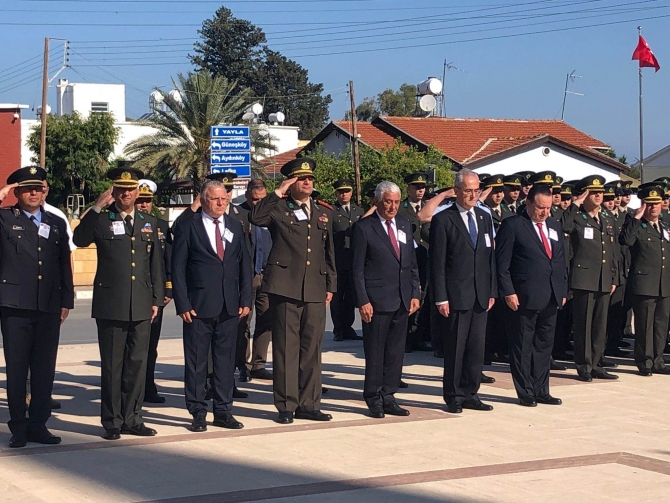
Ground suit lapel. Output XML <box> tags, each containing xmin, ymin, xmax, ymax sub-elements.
<box><xmin>447</xmin><ymin>205</ymin><xmax>475</xmax><ymax>249</ymax></box>
<box><xmin>194</xmin><ymin>213</ymin><xmax>219</xmax><ymax>258</ymax></box>
<box><xmin>371</xmin><ymin>216</ymin><xmax>400</xmax><ymax>262</ymax></box>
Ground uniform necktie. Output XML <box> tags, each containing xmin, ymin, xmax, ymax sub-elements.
<box><xmin>301</xmin><ymin>203</ymin><xmax>310</xmax><ymax>220</ymax></box>
<box><xmin>467</xmin><ymin>211</ymin><xmax>478</xmax><ymax>247</ymax></box>
<box><xmin>386</xmin><ymin>220</ymin><xmax>400</xmax><ymax>259</ymax></box>
<box><xmin>30</xmin><ymin>215</ymin><xmax>39</xmax><ymax>227</ymax></box>
<box><xmin>494</xmin><ymin>208</ymin><xmax>500</xmax><ymax>218</ymax></box>
<box><xmin>214</xmin><ymin>219</ymin><xmax>225</xmax><ymax>261</ymax></box>
<box><xmin>253</xmin><ymin>225</ymin><xmax>264</xmax><ymax>275</ymax></box>
<box><xmin>537</xmin><ymin>223</ymin><xmax>552</xmax><ymax>258</ymax></box>
<box><xmin>124</xmin><ymin>215</ymin><xmax>133</xmax><ymax>235</ymax></box>
<box><xmin>653</xmin><ymin>222</ymin><xmax>660</xmax><ymax>234</ymax></box>
<box><xmin>344</xmin><ymin>205</ymin><xmax>350</xmax><ymax>217</ymax></box>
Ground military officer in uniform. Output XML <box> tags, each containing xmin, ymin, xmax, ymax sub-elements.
<box><xmin>134</xmin><ymin>179</ymin><xmax>172</xmax><ymax>404</ymax></box>
<box><xmin>0</xmin><ymin>167</ymin><xmax>74</xmax><ymax>448</ymax></box>
<box><xmin>481</xmin><ymin>174</ymin><xmax>508</xmax><ymax>232</ymax></box>
<box><xmin>331</xmin><ymin>178</ymin><xmax>365</xmax><ymax>342</ymax></box>
<box><xmin>551</xmin><ymin>176</ymin><xmax>564</xmax><ymax>217</ymax></box>
<box><xmin>502</xmin><ymin>174</ymin><xmax>523</xmax><ymax>212</ymax></box>
<box><xmin>619</xmin><ymin>181</ymin><xmax>636</xmax><ymax>216</ymax></box>
<box><xmin>516</xmin><ymin>171</ymin><xmax>534</xmax><ymax>206</ymax></box>
<box><xmin>560</xmin><ymin>176</ymin><xmax>618</xmax><ymax>381</ymax></box>
<box><xmin>74</xmin><ymin>165</ymin><xmax>164</xmax><ymax>440</ymax></box>
<box><xmin>516</xmin><ymin>172</ymin><xmax>557</xmax><ymax>215</ymax></box>
<box><xmin>619</xmin><ymin>185</ymin><xmax>670</xmax><ymax>375</ymax></box>
<box><xmin>249</xmin><ymin>158</ymin><xmax>337</xmax><ymax>424</ymax></box>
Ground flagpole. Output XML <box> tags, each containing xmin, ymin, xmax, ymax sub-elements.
<box><xmin>638</xmin><ymin>26</ymin><xmax>645</xmax><ymax>182</ymax></box>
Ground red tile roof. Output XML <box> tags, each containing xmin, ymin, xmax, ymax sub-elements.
<box><xmin>331</xmin><ymin>121</ymin><xmax>399</xmax><ymax>150</ymax></box>
<box><xmin>260</xmin><ymin>146</ymin><xmax>303</xmax><ymax>175</ymax></box>
<box><xmin>375</xmin><ymin>117</ymin><xmax>610</xmax><ymax>165</ymax></box>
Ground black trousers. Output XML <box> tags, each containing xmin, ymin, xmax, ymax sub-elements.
<box><xmin>1</xmin><ymin>308</ymin><xmax>60</xmax><ymax>435</ymax></box>
<box><xmin>183</xmin><ymin>309</ymin><xmax>237</xmax><ymax>417</ymax></box>
<box><xmin>553</xmin><ymin>298</ymin><xmax>573</xmax><ymax>356</ymax></box>
<box><xmin>485</xmin><ymin>300</ymin><xmax>509</xmax><ymax>359</ymax></box>
<box><xmin>632</xmin><ymin>295</ymin><xmax>670</xmax><ymax>371</ymax></box>
<box><xmin>330</xmin><ymin>269</ymin><xmax>356</xmax><ymax>336</ymax></box>
<box><xmin>572</xmin><ymin>289</ymin><xmax>610</xmax><ymax>374</ymax></box>
<box><xmin>236</xmin><ymin>273</ymin><xmax>272</xmax><ymax>371</ymax></box>
<box><xmin>269</xmin><ymin>295</ymin><xmax>325</xmax><ymax>413</ymax></box>
<box><xmin>606</xmin><ymin>282</ymin><xmax>626</xmax><ymax>350</ymax></box>
<box><xmin>441</xmin><ymin>304</ymin><xmax>488</xmax><ymax>404</ymax></box>
<box><xmin>145</xmin><ymin>306</ymin><xmax>164</xmax><ymax>399</ymax></box>
<box><xmin>508</xmin><ymin>301</ymin><xmax>558</xmax><ymax>400</ymax></box>
<box><xmin>96</xmin><ymin>318</ymin><xmax>151</xmax><ymax>431</ymax></box>
<box><xmin>406</xmin><ymin>247</ymin><xmax>429</xmax><ymax>345</ymax></box>
<box><xmin>362</xmin><ymin>305</ymin><xmax>408</xmax><ymax>408</ymax></box>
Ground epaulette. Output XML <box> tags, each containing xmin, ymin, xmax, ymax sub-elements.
<box><xmin>232</xmin><ymin>206</ymin><xmax>239</xmax><ymax>215</ymax></box>
<box><xmin>316</xmin><ymin>200</ymin><xmax>333</xmax><ymax>211</ymax></box>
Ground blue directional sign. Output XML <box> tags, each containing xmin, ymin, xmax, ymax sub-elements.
<box><xmin>211</xmin><ymin>139</ymin><xmax>251</xmax><ymax>151</ymax></box>
<box><xmin>211</xmin><ymin>165</ymin><xmax>251</xmax><ymax>178</ymax></box>
<box><xmin>210</xmin><ymin>152</ymin><xmax>251</xmax><ymax>165</ymax></box>
<box><xmin>210</xmin><ymin>126</ymin><xmax>250</xmax><ymax>138</ymax></box>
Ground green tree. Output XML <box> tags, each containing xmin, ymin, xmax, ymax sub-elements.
<box><xmin>191</xmin><ymin>7</ymin><xmax>332</xmax><ymax>139</ymax></box>
<box><xmin>26</xmin><ymin>112</ymin><xmax>118</xmax><ymax>207</ymax></box>
<box><xmin>344</xmin><ymin>83</ymin><xmax>418</xmax><ymax>122</ymax></box>
<box><xmin>124</xmin><ymin>71</ymin><xmax>274</xmax><ymax>192</ymax></box>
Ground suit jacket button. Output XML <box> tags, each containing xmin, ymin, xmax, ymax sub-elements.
<box><xmin>306</xmin><ymin>261</ymin><xmax>311</xmax><ymax>265</ymax></box>
<box><xmin>131</xmin><ymin>237</ymin><xmax>136</xmax><ymax>241</ymax></box>
<box><xmin>37</xmin><ymin>246</ymin><xmax>41</xmax><ymax>251</ymax></box>
<box><xmin>602</xmin><ymin>260</ymin><xmax>606</xmax><ymax>263</ymax></box>
<box><xmin>38</xmin><ymin>275</ymin><xmax>42</xmax><ymax>280</ymax></box>
<box><xmin>132</xmin><ymin>250</ymin><xmax>135</xmax><ymax>254</ymax></box>
<box><xmin>132</xmin><ymin>262</ymin><xmax>136</xmax><ymax>267</ymax></box>
<box><xmin>38</xmin><ymin>261</ymin><xmax>42</xmax><ymax>265</ymax></box>
<box><xmin>132</xmin><ymin>275</ymin><xmax>136</xmax><ymax>280</ymax></box>
<box><xmin>307</xmin><ymin>248</ymin><xmax>311</xmax><ymax>253</ymax></box>
<box><xmin>308</xmin><ymin>224</ymin><xmax>311</xmax><ymax>229</ymax></box>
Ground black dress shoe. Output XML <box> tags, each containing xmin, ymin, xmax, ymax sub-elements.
<box><xmin>368</xmin><ymin>406</ymin><xmax>385</xmax><ymax>419</ymax></box>
<box><xmin>233</xmin><ymin>387</ymin><xmax>249</xmax><ymax>399</ymax></box>
<box><xmin>462</xmin><ymin>399</ymin><xmax>493</xmax><ymax>411</ymax></box>
<box><xmin>212</xmin><ymin>413</ymin><xmax>244</xmax><ymax>429</ymax></box>
<box><xmin>144</xmin><ymin>395</ymin><xmax>166</xmax><ymax>404</ymax></box>
<box><xmin>653</xmin><ymin>366</ymin><xmax>670</xmax><ymax>375</ymax></box>
<box><xmin>592</xmin><ymin>370</ymin><xmax>619</xmax><ymax>380</ymax></box>
<box><xmin>415</xmin><ymin>341</ymin><xmax>433</xmax><ymax>352</ymax></box>
<box><xmin>249</xmin><ymin>368</ymin><xmax>273</xmax><ymax>380</ymax></box>
<box><xmin>276</xmin><ymin>411</ymin><xmax>294</xmax><ymax>424</ymax></box>
<box><xmin>121</xmin><ymin>424</ymin><xmax>157</xmax><ymax>437</ymax></box>
<box><xmin>50</xmin><ymin>398</ymin><xmax>62</xmax><ymax>410</ymax></box>
<box><xmin>294</xmin><ymin>409</ymin><xmax>332</xmax><ymax>421</ymax></box>
<box><xmin>620</xmin><ymin>340</ymin><xmax>632</xmax><ymax>348</ymax></box>
<box><xmin>9</xmin><ymin>434</ymin><xmax>27</xmax><ymax>448</ymax></box>
<box><xmin>103</xmin><ymin>428</ymin><xmax>121</xmax><ymax>440</ymax></box>
<box><xmin>639</xmin><ymin>369</ymin><xmax>653</xmax><ymax>376</ymax></box>
<box><xmin>550</xmin><ymin>358</ymin><xmax>567</xmax><ymax>371</ymax></box>
<box><xmin>344</xmin><ymin>329</ymin><xmax>363</xmax><ymax>341</ymax></box>
<box><xmin>238</xmin><ymin>369</ymin><xmax>252</xmax><ymax>382</ymax></box>
<box><xmin>480</xmin><ymin>373</ymin><xmax>496</xmax><ymax>384</ymax></box>
<box><xmin>577</xmin><ymin>372</ymin><xmax>593</xmax><ymax>382</ymax></box>
<box><xmin>446</xmin><ymin>402</ymin><xmax>463</xmax><ymax>413</ymax></box>
<box><xmin>605</xmin><ymin>347</ymin><xmax>628</xmax><ymax>357</ymax></box>
<box><xmin>519</xmin><ymin>397</ymin><xmax>537</xmax><ymax>407</ymax></box>
<box><xmin>599</xmin><ymin>358</ymin><xmax>618</xmax><ymax>368</ymax></box>
<box><xmin>191</xmin><ymin>415</ymin><xmax>207</xmax><ymax>432</ymax></box>
<box><xmin>398</xmin><ymin>380</ymin><xmax>409</xmax><ymax>389</ymax></box>
<box><xmin>333</xmin><ymin>330</ymin><xmax>344</xmax><ymax>342</ymax></box>
<box><xmin>322</xmin><ymin>387</ymin><xmax>329</xmax><ymax>394</ymax></box>
<box><xmin>26</xmin><ymin>427</ymin><xmax>62</xmax><ymax>445</ymax></box>
<box><xmin>535</xmin><ymin>394</ymin><xmax>562</xmax><ymax>405</ymax></box>
<box><xmin>383</xmin><ymin>402</ymin><xmax>410</xmax><ymax>416</ymax></box>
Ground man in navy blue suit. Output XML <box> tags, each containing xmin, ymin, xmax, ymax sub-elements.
<box><xmin>496</xmin><ymin>183</ymin><xmax>568</xmax><ymax>407</ymax></box>
<box><xmin>172</xmin><ymin>180</ymin><xmax>252</xmax><ymax>432</ymax></box>
<box><xmin>352</xmin><ymin>181</ymin><xmax>420</xmax><ymax>418</ymax></box>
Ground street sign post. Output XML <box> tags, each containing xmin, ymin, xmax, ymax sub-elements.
<box><xmin>210</xmin><ymin>124</ymin><xmax>251</xmax><ymax>178</ymax></box>
<box><xmin>211</xmin><ymin>165</ymin><xmax>251</xmax><ymax>177</ymax></box>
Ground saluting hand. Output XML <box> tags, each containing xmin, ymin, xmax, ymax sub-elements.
<box><xmin>0</xmin><ymin>183</ymin><xmax>19</xmax><ymax>202</ymax></box>
<box><xmin>238</xmin><ymin>306</ymin><xmax>250</xmax><ymax>318</ymax></box>
<box><xmin>479</xmin><ymin>186</ymin><xmax>492</xmax><ymax>202</ymax></box>
<box><xmin>634</xmin><ymin>203</ymin><xmax>646</xmax><ymax>220</ymax></box>
<box><xmin>359</xmin><ymin>302</ymin><xmax>373</xmax><ymax>323</ymax></box>
<box><xmin>94</xmin><ymin>187</ymin><xmax>114</xmax><ymax>209</ymax></box>
<box><xmin>275</xmin><ymin>177</ymin><xmax>298</xmax><ymax>197</ymax></box>
<box><xmin>505</xmin><ymin>294</ymin><xmax>520</xmax><ymax>311</ymax></box>
<box><xmin>179</xmin><ymin>309</ymin><xmax>197</xmax><ymax>323</ymax></box>
<box><xmin>573</xmin><ymin>189</ymin><xmax>589</xmax><ymax>207</ymax></box>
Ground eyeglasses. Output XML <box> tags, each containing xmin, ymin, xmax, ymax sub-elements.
<box><xmin>455</xmin><ymin>187</ymin><xmax>482</xmax><ymax>196</ymax></box>
<box><xmin>297</xmin><ymin>176</ymin><xmax>314</xmax><ymax>182</ymax></box>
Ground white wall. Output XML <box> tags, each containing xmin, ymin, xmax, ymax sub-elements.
<box><xmin>57</xmin><ymin>81</ymin><xmax>126</xmax><ymax>121</ymax></box>
<box><xmin>264</xmin><ymin>125</ymin><xmax>299</xmax><ymax>156</ymax></box>
<box><xmin>20</xmin><ymin>119</ymin><xmax>39</xmax><ymax>166</ymax></box>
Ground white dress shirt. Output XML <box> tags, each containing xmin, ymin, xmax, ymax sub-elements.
<box><xmin>201</xmin><ymin>211</ymin><xmax>226</xmax><ymax>253</ymax></box>
<box><xmin>376</xmin><ymin>211</ymin><xmax>400</xmax><ymax>257</ymax></box>
<box><xmin>532</xmin><ymin>220</ymin><xmax>552</xmax><ymax>250</ymax></box>
<box><xmin>455</xmin><ymin>203</ymin><xmax>478</xmax><ymax>233</ymax></box>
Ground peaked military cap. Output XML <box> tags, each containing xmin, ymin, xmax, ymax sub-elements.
<box><xmin>528</xmin><ymin>171</ymin><xmax>557</xmax><ymax>185</ymax></box>
<box><xmin>281</xmin><ymin>158</ymin><xmax>315</xmax><ymax>178</ymax></box>
<box><xmin>503</xmin><ymin>174</ymin><xmax>522</xmax><ymax>186</ymax></box>
<box><xmin>107</xmin><ymin>163</ymin><xmax>144</xmax><ymax>189</ymax></box>
<box><xmin>515</xmin><ymin>171</ymin><xmax>534</xmax><ymax>185</ymax></box>
<box><xmin>137</xmin><ymin>179</ymin><xmax>157</xmax><ymax>199</ymax></box>
<box><xmin>477</xmin><ymin>173</ymin><xmax>491</xmax><ymax>181</ymax></box>
<box><xmin>207</xmin><ymin>171</ymin><xmax>237</xmax><ymax>187</ymax></box>
<box><xmin>404</xmin><ymin>172</ymin><xmax>428</xmax><ymax>186</ymax></box>
<box><xmin>652</xmin><ymin>177</ymin><xmax>670</xmax><ymax>191</ymax></box>
<box><xmin>560</xmin><ymin>183</ymin><xmax>574</xmax><ymax>196</ymax></box>
<box><xmin>482</xmin><ymin>174</ymin><xmax>505</xmax><ymax>189</ymax></box>
<box><xmin>575</xmin><ymin>175</ymin><xmax>606</xmax><ymax>193</ymax></box>
<box><xmin>552</xmin><ymin>175</ymin><xmax>564</xmax><ymax>190</ymax></box>
<box><xmin>603</xmin><ymin>181</ymin><xmax>619</xmax><ymax>199</ymax></box>
<box><xmin>424</xmin><ymin>181</ymin><xmax>438</xmax><ymax>199</ymax></box>
<box><xmin>7</xmin><ymin>165</ymin><xmax>47</xmax><ymax>187</ymax></box>
<box><xmin>333</xmin><ymin>179</ymin><xmax>354</xmax><ymax>191</ymax></box>
<box><xmin>637</xmin><ymin>184</ymin><xmax>664</xmax><ymax>203</ymax></box>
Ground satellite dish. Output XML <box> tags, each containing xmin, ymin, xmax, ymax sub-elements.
<box><xmin>269</xmin><ymin>112</ymin><xmax>286</xmax><ymax>124</ymax></box>
<box><xmin>419</xmin><ymin>95</ymin><xmax>437</xmax><ymax>112</ymax></box>
<box><xmin>150</xmin><ymin>90</ymin><xmax>164</xmax><ymax>104</ymax></box>
<box><xmin>37</xmin><ymin>105</ymin><xmax>51</xmax><ymax>115</ymax></box>
<box><xmin>169</xmin><ymin>89</ymin><xmax>182</xmax><ymax>103</ymax></box>
<box><xmin>417</xmin><ymin>78</ymin><xmax>443</xmax><ymax>96</ymax></box>
<box><xmin>242</xmin><ymin>112</ymin><xmax>256</xmax><ymax>122</ymax></box>
<box><xmin>246</xmin><ymin>103</ymin><xmax>263</xmax><ymax>116</ymax></box>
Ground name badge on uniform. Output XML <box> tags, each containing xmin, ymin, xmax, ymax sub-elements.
<box><xmin>549</xmin><ymin>229</ymin><xmax>559</xmax><ymax>241</ymax></box>
<box><xmin>584</xmin><ymin>227</ymin><xmax>594</xmax><ymax>240</ymax></box>
<box><xmin>112</xmin><ymin>221</ymin><xmax>125</xmax><ymax>235</ymax></box>
<box><xmin>397</xmin><ymin>229</ymin><xmax>407</xmax><ymax>244</ymax></box>
<box><xmin>664</xmin><ymin>229</ymin><xmax>670</xmax><ymax>242</ymax></box>
<box><xmin>223</xmin><ymin>228</ymin><xmax>234</xmax><ymax>243</ymax></box>
<box><xmin>293</xmin><ymin>209</ymin><xmax>308</xmax><ymax>221</ymax></box>
<box><xmin>38</xmin><ymin>223</ymin><xmax>50</xmax><ymax>239</ymax></box>
<box><xmin>484</xmin><ymin>233</ymin><xmax>492</xmax><ymax>248</ymax></box>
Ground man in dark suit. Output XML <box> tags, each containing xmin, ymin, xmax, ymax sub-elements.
<box><xmin>352</xmin><ymin>181</ymin><xmax>420</xmax><ymax>418</ymax></box>
<box><xmin>331</xmin><ymin>178</ymin><xmax>365</xmax><ymax>342</ymax></box>
<box><xmin>431</xmin><ymin>169</ymin><xmax>497</xmax><ymax>413</ymax></box>
<box><xmin>134</xmin><ymin>179</ymin><xmax>173</xmax><ymax>404</ymax></box>
<box><xmin>249</xmin><ymin>158</ymin><xmax>337</xmax><ymax>424</ymax></box>
<box><xmin>496</xmin><ymin>183</ymin><xmax>568</xmax><ymax>407</ymax></box>
<box><xmin>619</xmin><ymin>185</ymin><xmax>670</xmax><ymax>375</ymax></box>
<box><xmin>172</xmin><ymin>179</ymin><xmax>252</xmax><ymax>432</ymax></box>
<box><xmin>73</xmin><ymin>165</ymin><xmax>164</xmax><ymax>440</ymax></box>
<box><xmin>0</xmin><ymin>167</ymin><xmax>74</xmax><ymax>448</ymax></box>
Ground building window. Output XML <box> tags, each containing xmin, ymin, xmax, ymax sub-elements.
<box><xmin>91</xmin><ymin>102</ymin><xmax>109</xmax><ymax>113</ymax></box>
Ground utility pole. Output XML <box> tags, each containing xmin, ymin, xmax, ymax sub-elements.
<box><xmin>40</xmin><ymin>37</ymin><xmax>50</xmax><ymax>169</ymax></box>
<box><xmin>348</xmin><ymin>80</ymin><xmax>361</xmax><ymax>205</ymax></box>
<box><xmin>638</xmin><ymin>26</ymin><xmax>645</xmax><ymax>182</ymax></box>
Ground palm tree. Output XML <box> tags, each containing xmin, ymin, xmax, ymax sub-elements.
<box><xmin>124</xmin><ymin>71</ymin><xmax>275</xmax><ymax>191</ymax></box>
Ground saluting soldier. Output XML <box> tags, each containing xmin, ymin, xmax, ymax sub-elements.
<box><xmin>551</xmin><ymin>176</ymin><xmax>564</xmax><ymax>218</ymax></box>
<box><xmin>481</xmin><ymin>174</ymin><xmax>507</xmax><ymax>232</ymax></box>
<box><xmin>73</xmin><ymin>165</ymin><xmax>164</xmax><ymax>440</ymax></box>
<box><xmin>502</xmin><ymin>174</ymin><xmax>523</xmax><ymax>213</ymax></box>
<box><xmin>560</xmin><ymin>176</ymin><xmax>618</xmax><ymax>381</ymax></box>
<box><xmin>249</xmin><ymin>158</ymin><xmax>337</xmax><ymax>424</ymax></box>
<box><xmin>619</xmin><ymin>185</ymin><xmax>670</xmax><ymax>375</ymax></box>
<box><xmin>331</xmin><ymin>178</ymin><xmax>365</xmax><ymax>342</ymax></box>
<box><xmin>619</xmin><ymin>181</ymin><xmax>636</xmax><ymax>216</ymax></box>
<box><xmin>134</xmin><ymin>179</ymin><xmax>172</xmax><ymax>404</ymax></box>
<box><xmin>0</xmin><ymin>167</ymin><xmax>74</xmax><ymax>448</ymax></box>
<box><xmin>515</xmin><ymin>171</ymin><xmax>534</xmax><ymax>206</ymax></box>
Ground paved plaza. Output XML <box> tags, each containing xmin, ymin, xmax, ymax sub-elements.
<box><xmin>0</xmin><ymin>312</ymin><xmax>669</xmax><ymax>502</ymax></box>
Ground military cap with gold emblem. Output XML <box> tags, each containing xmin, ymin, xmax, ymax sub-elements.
<box><xmin>528</xmin><ymin>171</ymin><xmax>557</xmax><ymax>185</ymax></box>
<box><xmin>603</xmin><ymin>181</ymin><xmax>619</xmax><ymax>199</ymax></box>
<box><xmin>207</xmin><ymin>170</ymin><xmax>237</xmax><ymax>188</ymax></box>
<box><xmin>107</xmin><ymin>161</ymin><xmax>144</xmax><ymax>189</ymax></box>
<box><xmin>482</xmin><ymin>174</ymin><xmax>505</xmax><ymax>189</ymax></box>
<box><xmin>652</xmin><ymin>177</ymin><xmax>670</xmax><ymax>192</ymax></box>
<box><xmin>137</xmin><ymin>179</ymin><xmax>158</xmax><ymax>200</ymax></box>
<box><xmin>403</xmin><ymin>172</ymin><xmax>428</xmax><ymax>186</ymax></box>
<box><xmin>560</xmin><ymin>183</ymin><xmax>574</xmax><ymax>200</ymax></box>
<box><xmin>333</xmin><ymin>179</ymin><xmax>354</xmax><ymax>191</ymax></box>
<box><xmin>503</xmin><ymin>174</ymin><xmax>522</xmax><ymax>187</ymax></box>
<box><xmin>281</xmin><ymin>158</ymin><xmax>316</xmax><ymax>178</ymax></box>
<box><xmin>552</xmin><ymin>175</ymin><xmax>563</xmax><ymax>191</ymax></box>
<box><xmin>6</xmin><ymin>165</ymin><xmax>47</xmax><ymax>187</ymax></box>
<box><xmin>514</xmin><ymin>171</ymin><xmax>534</xmax><ymax>186</ymax></box>
<box><xmin>637</xmin><ymin>184</ymin><xmax>664</xmax><ymax>203</ymax></box>
<box><xmin>424</xmin><ymin>181</ymin><xmax>438</xmax><ymax>199</ymax></box>
<box><xmin>575</xmin><ymin>175</ymin><xmax>606</xmax><ymax>193</ymax></box>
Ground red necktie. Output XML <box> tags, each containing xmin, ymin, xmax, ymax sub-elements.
<box><xmin>214</xmin><ymin>219</ymin><xmax>225</xmax><ymax>261</ymax></box>
<box><xmin>386</xmin><ymin>220</ymin><xmax>400</xmax><ymax>259</ymax></box>
<box><xmin>537</xmin><ymin>223</ymin><xmax>552</xmax><ymax>259</ymax></box>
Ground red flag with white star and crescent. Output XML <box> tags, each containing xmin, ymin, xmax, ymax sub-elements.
<box><xmin>632</xmin><ymin>35</ymin><xmax>660</xmax><ymax>72</ymax></box>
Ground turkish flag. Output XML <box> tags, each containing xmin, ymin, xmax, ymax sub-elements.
<box><xmin>632</xmin><ymin>35</ymin><xmax>660</xmax><ymax>72</ymax></box>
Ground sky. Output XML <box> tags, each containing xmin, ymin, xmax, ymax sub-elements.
<box><xmin>0</xmin><ymin>0</ymin><xmax>668</xmax><ymax>162</ymax></box>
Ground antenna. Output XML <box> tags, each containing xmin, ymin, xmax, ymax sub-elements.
<box><xmin>561</xmin><ymin>70</ymin><xmax>584</xmax><ymax>121</ymax></box>
<box><xmin>439</xmin><ymin>59</ymin><xmax>466</xmax><ymax>117</ymax></box>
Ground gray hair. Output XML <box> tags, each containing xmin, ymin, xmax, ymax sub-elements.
<box><xmin>200</xmin><ymin>180</ymin><xmax>225</xmax><ymax>200</ymax></box>
<box><xmin>455</xmin><ymin>168</ymin><xmax>479</xmax><ymax>188</ymax></box>
<box><xmin>375</xmin><ymin>181</ymin><xmax>401</xmax><ymax>199</ymax></box>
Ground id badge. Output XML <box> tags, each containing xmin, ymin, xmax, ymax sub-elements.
<box><xmin>223</xmin><ymin>228</ymin><xmax>234</xmax><ymax>243</ymax></box>
<box><xmin>584</xmin><ymin>227</ymin><xmax>594</xmax><ymax>240</ymax></box>
<box><xmin>112</xmin><ymin>221</ymin><xmax>125</xmax><ymax>235</ymax></box>
<box><xmin>484</xmin><ymin>233</ymin><xmax>492</xmax><ymax>248</ymax></box>
<box><xmin>397</xmin><ymin>229</ymin><xmax>407</xmax><ymax>244</ymax></box>
<box><xmin>548</xmin><ymin>229</ymin><xmax>559</xmax><ymax>241</ymax></box>
<box><xmin>293</xmin><ymin>209</ymin><xmax>308</xmax><ymax>221</ymax></box>
<box><xmin>38</xmin><ymin>223</ymin><xmax>51</xmax><ymax>239</ymax></box>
